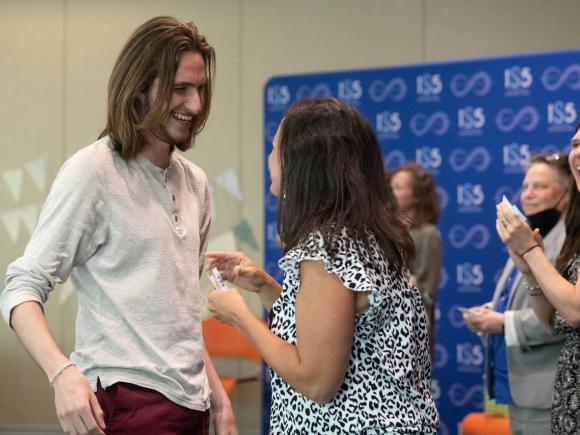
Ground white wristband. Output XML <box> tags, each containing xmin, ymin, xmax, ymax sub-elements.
<box><xmin>49</xmin><ymin>361</ymin><xmax>76</xmax><ymax>386</ymax></box>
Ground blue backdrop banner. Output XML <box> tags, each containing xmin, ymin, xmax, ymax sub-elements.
<box><xmin>262</xmin><ymin>50</ymin><xmax>580</xmax><ymax>435</ymax></box>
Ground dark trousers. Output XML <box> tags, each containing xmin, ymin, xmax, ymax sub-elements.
<box><xmin>95</xmin><ymin>379</ymin><xmax>210</xmax><ymax>435</ymax></box>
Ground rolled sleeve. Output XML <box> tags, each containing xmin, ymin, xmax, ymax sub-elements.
<box><xmin>0</xmin><ymin>148</ymin><xmax>108</xmax><ymax>327</ymax></box>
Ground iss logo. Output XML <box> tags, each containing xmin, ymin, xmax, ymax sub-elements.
<box><xmin>448</xmin><ymin>383</ymin><xmax>484</xmax><ymax>408</ymax></box>
<box><xmin>504</xmin><ymin>66</ymin><xmax>533</xmax><ymax>96</ymax></box>
<box><xmin>437</xmin><ymin>187</ymin><xmax>449</xmax><ymax>211</ymax></box>
<box><xmin>547</xmin><ymin>101</ymin><xmax>577</xmax><ymax>132</ymax></box>
<box><xmin>409</xmin><ymin>112</ymin><xmax>450</xmax><ymax>137</ymax></box>
<box><xmin>495</xmin><ymin>106</ymin><xmax>539</xmax><ymax>133</ymax></box>
<box><xmin>450</xmin><ymin>71</ymin><xmax>492</xmax><ymax>98</ymax></box>
<box><xmin>448</xmin><ymin>224</ymin><xmax>489</xmax><ymax>250</ymax></box>
<box><xmin>375</xmin><ymin>111</ymin><xmax>402</xmax><ymax>139</ymax></box>
<box><xmin>449</xmin><ymin>147</ymin><xmax>491</xmax><ymax>173</ymax></box>
<box><xmin>502</xmin><ymin>143</ymin><xmax>530</xmax><ymax>173</ymax></box>
<box><xmin>457</xmin><ymin>183</ymin><xmax>485</xmax><ymax>213</ymax></box>
<box><xmin>456</xmin><ymin>263</ymin><xmax>485</xmax><ymax>292</ymax></box>
<box><xmin>458</xmin><ymin>106</ymin><xmax>485</xmax><ymax>136</ymax></box>
<box><xmin>416</xmin><ymin>73</ymin><xmax>442</xmax><ymax>102</ymax></box>
<box><xmin>294</xmin><ymin>83</ymin><xmax>332</xmax><ymax>100</ymax></box>
<box><xmin>542</xmin><ymin>64</ymin><xmax>580</xmax><ymax>92</ymax></box>
<box><xmin>456</xmin><ymin>343</ymin><xmax>485</xmax><ymax>374</ymax></box>
<box><xmin>338</xmin><ymin>79</ymin><xmax>363</xmax><ymax>103</ymax></box>
<box><xmin>415</xmin><ymin>146</ymin><xmax>442</xmax><ymax>171</ymax></box>
<box><xmin>383</xmin><ymin>149</ymin><xmax>407</xmax><ymax>170</ymax></box>
<box><xmin>266</xmin><ymin>84</ymin><xmax>291</xmax><ymax>110</ymax></box>
<box><xmin>368</xmin><ymin>78</ymin><xmax>407</xmax><ymax>102</ymax></box>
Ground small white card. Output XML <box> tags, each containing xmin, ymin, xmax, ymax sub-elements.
<box><xmin>501</xmin><ymin>195</ymin><xmax>526</xmax><ymax>221</ymax></box>
<box><xmin>207</xmin><ymin>267</ymin><xmax>227</xmax><ymax>291</ymax></box>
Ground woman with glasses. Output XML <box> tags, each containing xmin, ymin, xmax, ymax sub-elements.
<box><xmin>497</xmin><ymin>126</ymin><xmax>580</xmax><ymax>434</ymax></box>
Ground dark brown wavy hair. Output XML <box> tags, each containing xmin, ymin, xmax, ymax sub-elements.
<box><xmin>100</xmin><ymin>16</ymin><xmax>215</xmax><ymax>159</ymax></box>
<box><xmin>556</xmin><ymin>123</ymin><xmax>580</xmax><ymax>273</ymax></box>
<box><xmin>276</xmin><ymin>98</ymin><xmax>414</xmax><ymax>274</ymax></box>
<box><xmin>391</xmin><ymin>162</ymin><xmax>440</xmax><ymax>228</ymax></box>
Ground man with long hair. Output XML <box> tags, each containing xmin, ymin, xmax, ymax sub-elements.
<box><xmin>0</xmin><ymin>16</ymin><xmax>236</xmax><ymax>435</ymax></box>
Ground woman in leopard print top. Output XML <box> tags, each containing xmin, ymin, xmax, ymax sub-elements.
<box><xmin>207</xmin><ymin>98</ymin><xmax>439</xmax><ymax>434</ymax></box>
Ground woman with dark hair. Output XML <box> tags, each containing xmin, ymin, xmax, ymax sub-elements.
<box><xmin>497</xmin><ymin>124</ymin><xmax>580</xmax><ymax>433</ymax></box>
<box><xmin>206</xmin><ymin>98</ymin><xmax>439</xmax><ymax>434</ymax></box>
<box><xmin>390</xmin><ymin>163</ymin><xmax>442</xmax><ymax>356</ymax></box>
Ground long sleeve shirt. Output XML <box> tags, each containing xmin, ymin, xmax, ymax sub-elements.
<box><xmin>0</xmin><ymin>136</ymin><xmax>212</xmax><ymax>411</ymax></box>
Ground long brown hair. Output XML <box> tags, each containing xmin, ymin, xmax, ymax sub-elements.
<box><xmin>391</xmin><ymin>162</ymin><xmax>440</xmax><ymax>228</ymax></box>
<box><xmin>277</xmin><ymin>98</ymin><xmax>414</xmax><ymax>274</ymax></box>
<box><xmin>101</xmin><ymin>16</ymin><xmax>215</xmax><ymax>159</ymax></box>
<box><xmin>556</xmin><ymin>123</ymin><xmax>580</xmax><ymax>273</ymax></box>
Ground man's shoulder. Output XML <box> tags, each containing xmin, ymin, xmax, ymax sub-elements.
<box><xmin>69</xmin><ymin>137</ymin><xmax>114</xmax><ymax>166</ymax></box>
<box><xmin>60</xmin><ymin>137</ymin><xmax>115</xmax><ymax>183</ymax></box>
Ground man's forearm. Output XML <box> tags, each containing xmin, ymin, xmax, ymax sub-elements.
<box><xmin>11</xmin><ymin>301</ymin><xmax>70</xmax><ymax>379</ymax></box>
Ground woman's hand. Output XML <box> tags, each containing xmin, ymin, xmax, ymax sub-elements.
<box><xmin>206</xmin><ymin>251</ymin><xmax>269</xmax><ymax>294</ymax></box>
<box><xmin>506</xmin><ymin>246</ymin><xmax>532</xmax><ymax>275</ymax></box>
<box><xmin>463</xmin><ymin>306</ymin><xmax>504</xmax><ymax>335</ymax></box>
<box><xmin>496</xmin><ymin>203</ymin><xmax>539</xmax><ymax>254</ymax></box>
<box><xmin>207</xmin><ymin>287</ymin><xmax>251</xmax><ymax>326</ymax></box>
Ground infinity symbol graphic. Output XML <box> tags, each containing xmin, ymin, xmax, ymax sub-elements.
<box><xmin>542</xmin><ymin>64</ymin><xmax>580</xmax><ymax>91</ymax></box>
<box><xmin>368</xmin><ymin>78</ymin><xmax>407</xmax><ymax>102</ymax></box>
<box><xmin>495</xmin><ymin>106</ymin><xmax>539</xmax><ymax>133</ymax></box>
<box><xmin>450</xmin><ymin>71</ymin><xmax>492</xmax><ymax>97</ymax></box>
<box><xmin>410</xmin><ymin>112</ymin><xmax>450</xmax><ymax>136</ymax></box>
<box><xmin>448</xmin><ymin>224</ymin><xmax>489</xmax><ymax>249</ymax></box>
<box><xmin>295</xmin><ymin>84</ymin><xmax>332</xmax><ymax>100</ymax></box>
<box><xmin>449</xmin><ymin>147</ymin><xmax>491</xmax><ymax>172</ymax></box>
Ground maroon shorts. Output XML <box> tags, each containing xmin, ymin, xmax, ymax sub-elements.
<box><xmin>95</xmin><ymin>379</ymin><xmax>210</xmax><ymax>435</ymax></box>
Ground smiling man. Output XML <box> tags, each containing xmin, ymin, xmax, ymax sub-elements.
<box><xmin>0</xmin><ymin>16</ymin><xmax>236</xmax><ymax>435</ymax></box>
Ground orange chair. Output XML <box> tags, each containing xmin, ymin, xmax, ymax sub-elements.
<box><xmin>202</xmin><ymin>317</ymin><xmax>262</xmax><ymax>397</ymax></box>
<box><xmin>461</xmin><ymin>412</ymin><xmax>511</xmax><ymax>435</ymax></box>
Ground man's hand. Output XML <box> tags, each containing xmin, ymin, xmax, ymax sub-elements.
<box><xmin>53</xmin><ymin>366</ymin><xmax>105</xmax><ymax>435</ymax></box>
<box><xmin>211</xmin><ymin>402</ymin><xmax>238</xmax><ymax>435</ymax></box>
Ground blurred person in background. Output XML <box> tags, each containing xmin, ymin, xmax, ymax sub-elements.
<box><xmin>390</xmin><ymin>162</ymin><xmax>442</xmax><ymax>357</ymax></box>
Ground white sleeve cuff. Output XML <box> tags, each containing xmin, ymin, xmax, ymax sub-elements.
<box><xmin>504</xmin><ymin>310</ymin><xmax>519</xmax><ymax>347</ymax></box>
